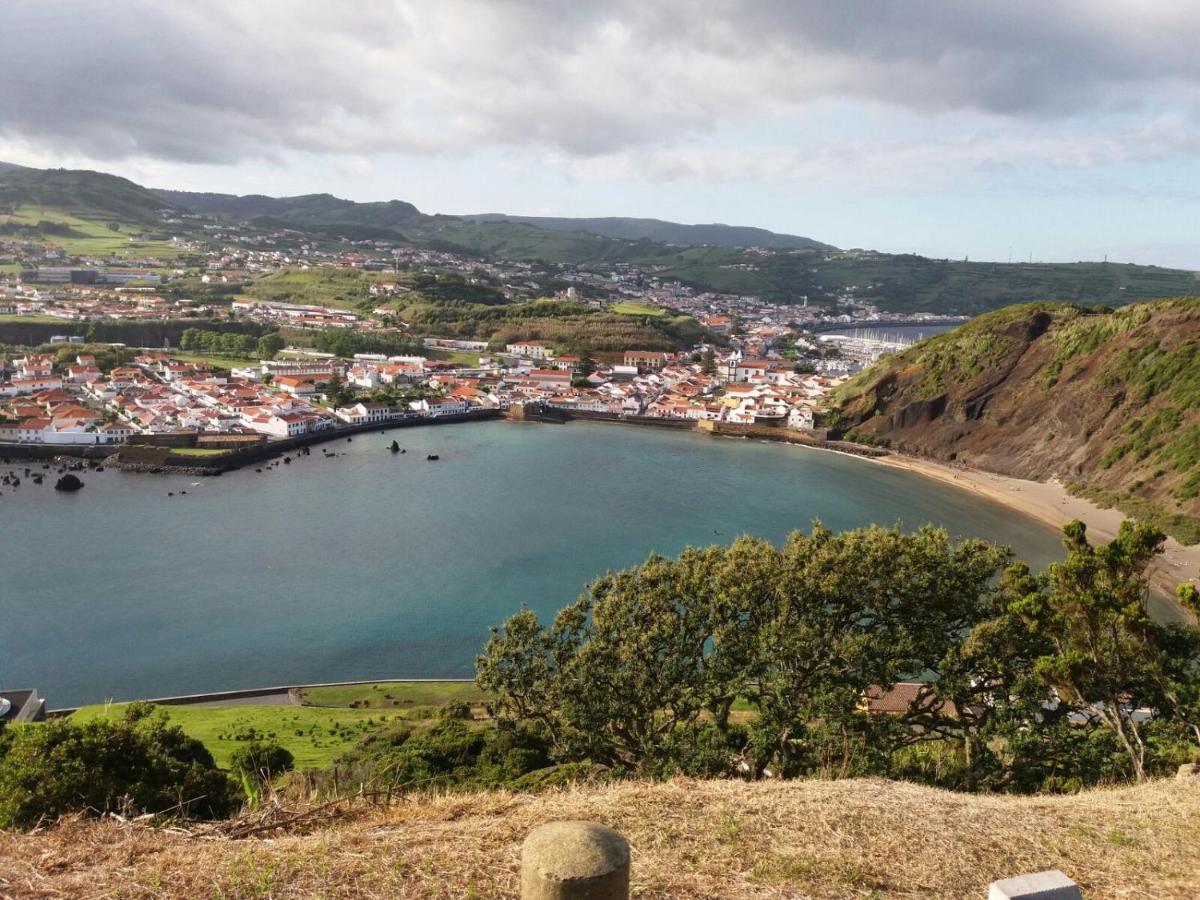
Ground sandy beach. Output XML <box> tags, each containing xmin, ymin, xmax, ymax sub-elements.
<box><xmin>874</xmin><ymin>453</ymin><xmax>1200</xmax><ymax>611</ymax></box>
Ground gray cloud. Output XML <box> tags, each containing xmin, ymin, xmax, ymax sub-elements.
<box><xmin>1</xmin><ymin>0</ymin><xmax>1198</xmax><ymax>165</ymax></box>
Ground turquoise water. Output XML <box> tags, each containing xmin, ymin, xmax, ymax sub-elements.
<box><xmin>1</xmin><ymin>421</ymin><xmax>1066</xmax><ymax>708</ymax></box>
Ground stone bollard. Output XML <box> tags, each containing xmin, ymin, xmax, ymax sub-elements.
<box><xmin>521</xmin><ymin>820</ymin><xmax>630</xmax><ymax>900</ymax></box>
<box><xmin>987</xmin><ymin>869</ymin><xmax>1082</xmax><ymax>900</ymax></box>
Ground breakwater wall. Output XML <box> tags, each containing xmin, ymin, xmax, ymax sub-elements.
<box><xmin>513</xmin><ymin>403</ymin><xmax>888</xmax><ymax>457</ymax></box>
<box><xmin>697</xmin><ymin>419</ymin><xmax>891</xmax><ymax>458</ymax></box>
<box><xmin>2</xmin><ymin>409</ymin><xmax>503</xmax><ymax>474</ymax></box>
<box><xmin>511</xmin><ymin>403</ymin><xmax>695</xmax><ymax>430</ymax></box>
<box><xmin>113</xmin><ymin>408</ymin><xmax>503</xmax><ymax>474</ymax></box>
<box><xmin>562</xmin><ymin>409</ymin><xmax>696</xmax><ymax>429</ymax></box>
<box><xmin>0</xmin><ymin>443</ymin><xmax>112</xmax><ymax>463</ymax></box>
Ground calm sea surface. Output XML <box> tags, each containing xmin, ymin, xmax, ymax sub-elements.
<box><xmin>1</xmin><ymin>421</ymin><xmax>1066</xmax><ymax>707</ymax></box>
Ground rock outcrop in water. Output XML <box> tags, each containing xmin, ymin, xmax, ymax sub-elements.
<box><xmin>54</xmin><ymin>474</ymin><xmax>84</xmax><ymax>492</ymax></box>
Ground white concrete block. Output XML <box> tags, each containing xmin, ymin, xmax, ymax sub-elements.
<box><xmin>988</xmin><ymin>870</ymin><xmax>1082</xmax><ymax>900</ymax></box>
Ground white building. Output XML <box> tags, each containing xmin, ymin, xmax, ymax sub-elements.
<box><xmin>506</xmin><ymin>341</ymin><xmax>552</xmax><ymax>360</ymax></box>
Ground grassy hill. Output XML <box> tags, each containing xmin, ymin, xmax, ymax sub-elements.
<box><xmin>831</xmin><ymin>297</ymin><xmax>1200</xmax><ymax>542</ymax></box>
<box><xmin>3</xmin><ymin>777</ymin><xmax>1197</xmax><ymax>898</ymax></box>
<box><xmin>0</xmin><ymin>168</ymin><xmax>177</xmax><ymax>226</ymax></box>
<box><xmin>154</xmin><ymin>189</ymin><xmax>423</xmax><ymax>234</ymax></box>
<box><xmin>463</xmin><ymin>212</ymin><xmax>835</xmax><ymax>250</ymax></box>
<box><xmin>5</xmin><ymin>165</ymin><xmax>1198</xmax><ymax>316</ymax></box>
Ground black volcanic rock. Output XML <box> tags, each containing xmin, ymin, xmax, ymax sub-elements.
<box><xmin>54</xmin><ymin>474</ymin><xmax>84</xmax><ymax>492</ymax></box>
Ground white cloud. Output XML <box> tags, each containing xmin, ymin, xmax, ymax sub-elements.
<box><xmin>2</xmin><ymin>0</ymin><xmax>1199</xmax><ymax>170</ymax></box>
<box><xmin>550</xmin><ymin>113</ymin><xmax>1200</xmax><ymax>190</ymax></box>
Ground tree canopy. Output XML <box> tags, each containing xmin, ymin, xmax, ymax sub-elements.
<box><xmin>477</xmin><ymin>521</ymin><xmax>1200</xmax><ymax>791</ymax></box>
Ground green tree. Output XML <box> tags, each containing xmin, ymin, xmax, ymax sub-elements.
<box><xmin>747</xmin><ymin>525</ymin><xmax>1008</xmax><ymax>778</ymax></box>
<box><xmin>321</xmin><ymin>372</ymin><xmax>355</xmax><ymax>407</ymax></box>
<box><xmin>255</xmin><ymin>332</ymin><xmax>285</xmax><ymax>360</ymax></box>
<box><xmin>1009</xmin><ymin>520</ymin><xmax>1195</xmax><ymax>780</ymax></box>
<box><xmin>479</xmin><ymin>525</ymin><xmax>1009</xmax><ymax>778</ymax></box>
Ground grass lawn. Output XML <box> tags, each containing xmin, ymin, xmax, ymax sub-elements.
<box><xmin>168</xmin><ymin>447</ymin><xmax>233</xmax><ymax>458</ymax></box>
<box><xmin>299</xmin><ymin>680</ymin><xmax>484</xmax><ymax>711</ymax></box>
<box><xmin>71</xmin><ymin>702</ymin><xmax>403</xmax><ymax>769</ymax></box>
<box><xmin>610</xmin><ymin>301</ymin><xmax>668</xmax><ymax>317</ymax></box>
<box><xmin>4</xmin><ymin>206</ymin><xmax>185</xmax><ymax>261</ymax></box>
<box><xmin>69</xmin><ymin>682</ymin><xmax>486</xmax><ymax>769</ymax></box>
<box><xmin>424</xmin><ymin>347</ymin><xmax>481</xmax><ymax>366</ymax></box>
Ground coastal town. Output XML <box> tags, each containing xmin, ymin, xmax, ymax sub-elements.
<box><xmin>0</xmin><ymin>338</ymin><xmax>836</xmax><ymax>452</ymax></box>
<box><xmin>0</xmin><ymin>218</ymin><xmax>962</xmax><ymax>459</ymax></box>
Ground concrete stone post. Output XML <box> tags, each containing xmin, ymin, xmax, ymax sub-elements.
<box><xmin>987</xmin><ymin>869</ymin><xmax>1082</xmax><ymax>900</ymax></box>
<box><xmin>521</xmin><ymin>821</ymin><xmax>630</xmax><ymax>900</ymax></box>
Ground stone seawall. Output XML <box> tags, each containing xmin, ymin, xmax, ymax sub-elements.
<box><xmin>0</xmin><ymin>443</ymin><xmax>113</xmax><ymax>463</ymax></box>
<box><xmin>697</xmin><ymin>419</ymin><xmax>890</xmax><ymax>458</ymax></box>
<box><xmin>110</xmin><ymin>408</ymin><xmax>503</xmax><ymax>474</ymax></box>
<box><xmin>4</xmin><ymin>410</ymin><xmax>503</xmax><ymax>474</ymax></box>
<box><xmin>565</xmin><ymin>410</ymin><xmax>696</xmax><ymax>429</ymax></box>
<box><xmin>513</xmin><ymin>404</ymin><xmax>696</xmax><ymax>429</ymax></box>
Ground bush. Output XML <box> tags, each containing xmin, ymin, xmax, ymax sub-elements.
<box><xmin>0</xmin><ymin>706</ymin><xmax>236</xmax><ymax>829</ymax></box>
<box><xmin>229</xmin><ymin>741</ymin><xmax>295</xmax><ymax>782</ymax></box>
<box><xmin>327</xmin><ymin>720</ymin><xmax>553</xmax><ymax>796</ymax></box>
<box><xmin>438</xmin><ymin>700</ymin><xmax>473</xmax><ymax>721</ymax></box>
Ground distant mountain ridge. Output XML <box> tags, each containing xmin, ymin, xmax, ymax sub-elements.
<box><xmin>152</xmin><ymin>189</ymin><xmax>425</xmax><ymax>233</ymax></box>
<box><xmin>462</xmin><ymin>213</ymin><xmax>835</xmax><ymax>250</ymax></box>
<box><xmin>154</xmin><ymin>189</ymin><xmax>832</xmax><ymax>251</ymax></box>
<box><xmin>3</xmin><ymin>163</ymin><xmax>1199</xmax><ymax>316</ymax></box>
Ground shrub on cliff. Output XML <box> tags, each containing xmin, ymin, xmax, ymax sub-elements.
<box><xmin>0</xmin><ymin>705</ymin><xmax>236</xmax><ymax>829</ymax></box>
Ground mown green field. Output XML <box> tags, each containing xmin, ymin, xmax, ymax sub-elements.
<box><xmin>610</xmin><ymin>301</ymin><xmax>667</xmax><ymax>317</ymax></box>
<box><xmin>168</xmin><ymin>447</ymin><xmax>233</xmax><ymax>458</ymax></box>
<box><xmin>299</xmin><ymin>680</ymin><xmax>484</xmax><ymax>709</ymax></box>
<box><xmin>71</xmin><ymin>703</ymin><xmax>390</xmax><ymax>769</ymax></box>
<box><xmin>69</xmin><ymin>681</ymin><xmax>483</xmax><ymax>769</ymax></box>
<box><xmin>424</xmin><ymin>347</ymin><xmax>481</xmax><ymax>366</ymax></box>
<box><xmin>3</xmin><ymin>205</ymin><xmax>185</xmax><ymax>260</ymax></box>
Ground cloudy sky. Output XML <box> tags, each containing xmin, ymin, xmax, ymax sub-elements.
<box><xmin>3</xmin><ymin>0</ymin><xmax>1199</xmax><ymax>267</ymax></box>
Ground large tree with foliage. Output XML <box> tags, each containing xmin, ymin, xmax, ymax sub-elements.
<box><xmin>1010</xmin><ymin>520</ymin><xmax>1200</xmax><ymax>781</ymax></box>
<box><xmin>477</xmin><ymin>520</ymin><xmax>1200</xmax><ymax>790</ymax></box>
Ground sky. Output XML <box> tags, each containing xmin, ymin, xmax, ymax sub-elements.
<box><xmin>2</xmin><ymin>0</ymin><xmax>1199</xmax><ymax>268</ymax></box>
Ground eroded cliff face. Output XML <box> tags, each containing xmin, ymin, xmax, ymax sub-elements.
<box><xmin>833</xmin><ymin>298</ymin><xmax>1200</xmax><ymax>514</ymax></box>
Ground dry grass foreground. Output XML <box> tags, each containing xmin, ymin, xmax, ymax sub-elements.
<box><xmin>2</xmin><ymin>777</ymin><xmax>1199</xmax><ymax>899</ymax></box>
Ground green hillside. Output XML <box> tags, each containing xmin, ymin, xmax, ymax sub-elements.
<box><xmin>832</xmin><ymin>297</ymin><xmax>1200</xmax><ymax>542</ymax></box>
<box><xmin>0</xmin><ymin>168</ymin><xmax>176</xmax><ymax>225</ymax></box>
<box><xmin>4</xmin><ymin>165</ymin><xmax>1198</xmax><ymax>316</ymax></box>
<box><xmin>463</xmin><ymin>212</ymin><xmax>835</xmax><ymax>250</ymax></box>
